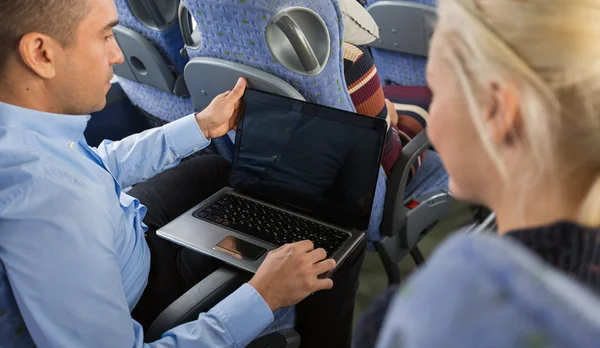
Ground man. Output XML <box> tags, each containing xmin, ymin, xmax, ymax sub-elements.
<box><xmin>0</xmin><ymin>0</ymin><xmax>339</xmax><ymax>346</ymax></box>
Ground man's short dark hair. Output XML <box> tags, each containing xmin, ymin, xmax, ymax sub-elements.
<box><xmin>0</xmin><ymin>0</ymin><xmax>90</xmax><ymax>75</ymax></box>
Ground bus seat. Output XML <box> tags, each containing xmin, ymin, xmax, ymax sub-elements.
<box><xmin>112</xmin><ymin>0</ymin><xmax>195</xmax><ymax>125</ymax></box>
<box><xmin>179</xmin><ymin>0</ymin><xmax>358</xmax><ymax>161</ymax></box>
<box><xmin>182</xmin><ymin>0</ymin><xmax>355</xmax><ymax>111</ymax></box>
<box><xmin>375</xmin><ymin>84</ymin><xmax>451</xmax><ymax>285</ymax></box>
<box><xmin>365</xmin><ymin>0</ymin><xmax>437</xmax><ymax>86</ymax></box>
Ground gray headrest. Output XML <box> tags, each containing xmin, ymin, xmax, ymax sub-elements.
<box><xmin>367</xmin><ymin>1</ymin><xmax>437</xmax><ymax>57</ymax></box>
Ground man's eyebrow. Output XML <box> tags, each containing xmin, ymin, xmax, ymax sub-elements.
<box><xmin>104</xmin><ymin>19</ymin><xmax>120</xmax><ymax>31</ymax></box>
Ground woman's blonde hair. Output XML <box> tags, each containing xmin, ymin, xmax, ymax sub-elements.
<box><xmin>437</xmin><ymin>0</ymin><xmax>600</xmax><ymax>225</ymax></box>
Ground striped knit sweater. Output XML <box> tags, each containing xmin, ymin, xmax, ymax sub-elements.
<box><xmin>342</xmin><ymin>43</ymin><xmax>428</xmax><ymax>179</ymax></box>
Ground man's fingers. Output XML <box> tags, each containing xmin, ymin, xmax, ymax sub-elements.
<box><xmin>227</xmin><ymin>77</ymin><xmax>247</xmax><ymax>101</ymax></box>
<box><xmin>210</xmin><ymin>78</ymin><xmax>246</xmax><ymax>104</ymax></box>
<box><xmin>217</xmin><ymin>90</ymin><xmax>232</xmax><ymax>99</ymax></box>
<box><xmin>311</xmin><ymin>278</ymin><xmax>334</xmax><ymax>292</ymax></box>
<box><xmin>307</xmin><ymin>248</ymin><xmax>328</xmax><ymax>264</ymax></box>
<box><xmin>269</xmin><ymin>243</ymin><xmax>290</xmax><ymax>255</ymax></box>
<box><xmin>313</xmin><ymin>258</ymin><xmax>336</xmax><ymax>275</ymax></box>
<box><xmin>292</xmin><ymin>240</ymin><xmax>315</xmax><ymax>253</ymax></box>
<box><xmin>385</xmin><ymin>99</ymin><xmax>399</xmax><ymax>127</ymax></box>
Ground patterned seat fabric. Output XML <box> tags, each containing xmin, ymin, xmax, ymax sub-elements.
<box><xmin>183</xmin><ymin>0</ymin><xmax>355</xmax><ymax>111</ymax></box>
<box><xmin>365</xmin><ymin>0</ymin><xmax>436</xmax><ymax>86</ymax></box>
<box><xmin>113</xmin><ymin>0</ymin><xmax>196</xmax><ymax>122</ymax></box>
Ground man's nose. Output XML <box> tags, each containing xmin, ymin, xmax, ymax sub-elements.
<box><xmin>109</xmin><ymin>40</ymin><xmax>125</xmax><ymax>66</ymax></box>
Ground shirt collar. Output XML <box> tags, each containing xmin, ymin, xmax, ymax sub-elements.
<box><xmin>0</xmin><ymin>101</ymin><xmax>91</xmax><ymax>142</ymax></box>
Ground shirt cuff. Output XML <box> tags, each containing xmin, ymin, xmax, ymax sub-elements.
<box><xmin>163</xmin><ymin>114</ymin><xmax>210</xmax><ymax>157</ymax></box>
<box><xmin>209</xmin><ymin>283</ymin><xmax>274</xmax><ymax>345</ymax></box>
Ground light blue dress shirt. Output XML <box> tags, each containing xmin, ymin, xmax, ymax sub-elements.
<box><xmin>0</xmin><ymin>101</ymin><xmax>276</xmax><ymax>347</ymax></box>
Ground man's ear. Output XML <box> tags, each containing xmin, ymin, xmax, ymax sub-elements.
<box><xmin>485</xmin><ymin>82</ymin><xmax>522</xmax><ymax>146</ymax></box>
<box><xmin>18</xmin><ymin>33</ymin><xmax>62</xmax><ymax>79</ymax></box>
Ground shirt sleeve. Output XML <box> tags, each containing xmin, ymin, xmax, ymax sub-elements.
<box><xmin>0</xmin><ymin>175</ymin><xmax>273</xmax><ymax>348</ymax></box>
<box><xmin>155</xmin><ymin>284</ymin><xmax>275</xmax><ymax>347</ymax></box>
<box><xmin>95</xmin><ymin>114</ymin><xmax>211</xmax><ymax>188</ymax></box>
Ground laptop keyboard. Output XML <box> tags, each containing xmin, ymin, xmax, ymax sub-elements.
<box><xmin>193</xmin><ymin>194</ymin><xmax>350</xmax><ymax>256</ymax></box>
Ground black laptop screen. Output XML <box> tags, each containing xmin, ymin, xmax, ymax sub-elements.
<box><xmin>230</xmin><ymin>89</ymin><xmax>387</xmax><ymax>230</ymax></box>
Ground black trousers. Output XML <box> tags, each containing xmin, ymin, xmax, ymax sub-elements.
<box><xmin>129</xmin><ymin>154</ymin><xmax>366</xmax><ymax>347</ymax></box>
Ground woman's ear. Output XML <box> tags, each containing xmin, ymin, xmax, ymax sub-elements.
<box><xmin>486</xmin><ymin>82</ymin><xmax>522</xmax><ymax>146</ymax></box>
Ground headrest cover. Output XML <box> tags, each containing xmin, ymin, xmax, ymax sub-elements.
<box><xmin>341</xmin><ymin>0</ymin><xmax>379</xmax><ymax>45</ymax></box>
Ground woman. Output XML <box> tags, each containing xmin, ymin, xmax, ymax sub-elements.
<box><xmin>355</xmin><ymin>0</ymin><xmax>600</xmax><ymax>346</ymax></box>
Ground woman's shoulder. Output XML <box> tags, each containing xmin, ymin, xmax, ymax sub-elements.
<box><xmin>373</xmin><ymin>230</ymin><xmax>600</xmax><ymax>348</ymax></box>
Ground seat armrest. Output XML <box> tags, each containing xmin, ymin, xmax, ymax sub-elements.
<box><xmin>381</xmin><ymin>131</ymin><xmax>430</xmax><ymax>238</ymax></box>
<box><xmin>247</xmin><ymin>329</ymin><xmax>301</xmax><ymax>348</ymax></box>
<box><xmin>145</xmin><ymin>265</ymin><xmax>250</xmax><ymax>342</ymax></box>
<box><xmin>381</xmin><ymin>132</ymin><xmax>429</xmax><ymax>237</ymax></box>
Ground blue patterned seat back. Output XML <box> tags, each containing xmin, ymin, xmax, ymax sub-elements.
<box><xmin>366</xmin><ymin>0</ymin><xmax>435</xmax><ymax>86</ymax></box>
<box><xmin>113</xmin><ymin>0</ymin><xmax>196</xmax><ymax>122</ymax></box>
<box><xmin>182</xmin><ymin>0</ymin><xmax>355</xmax><ymax>112</ymax></box>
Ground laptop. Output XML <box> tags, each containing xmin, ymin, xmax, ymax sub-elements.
<box><xmin>157</xmin><ymin>88</ymin><xmax>387</xmax><ymax>277</ymax></box>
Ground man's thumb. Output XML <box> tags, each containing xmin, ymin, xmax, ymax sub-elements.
<box><xmin>228</xmin><ymin>77</ymin><xmax>247</xmax><ymax>100</ymax></box>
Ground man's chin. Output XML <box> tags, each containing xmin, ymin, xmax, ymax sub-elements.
<box><xmin>91</xmin><ymin>98</ymin><xmax>108</xmax><ymax>114</ymax></box>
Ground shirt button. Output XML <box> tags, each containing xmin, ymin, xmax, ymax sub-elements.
<box><xmin>193</xmin><ymin>147</ymin><xmax>199</xmax><ymax>152</ymax></box>
<box><xmin>271</xmin><ymin>154</ymin><xmax>278</xmax><ymax>160</ymax></box>
<box><xmin>69</xmin><ymin>141</ymin><xmax>76</xmax><ymax>149</ymax></box>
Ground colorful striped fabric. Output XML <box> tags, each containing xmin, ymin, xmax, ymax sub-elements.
<box><xmin>344</xmin><ymin>43</ymin><xmax>387</xmax><ymax>117</ymax></box>
<box><xmin>342</xmin><ymin>43</ymin><xmax>429</xmax><ymax>179</ymax></box>
<box><xmin>386</xmin><ymin>86</ymin><xmax>431</xmax><ymax>178</ymax></box>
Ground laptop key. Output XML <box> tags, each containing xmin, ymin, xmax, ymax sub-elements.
<box><xmin>194</xmin><ymin>211</ymin><xmax>209</xmax><ymax>219</ymax></box>
<box><xmin>204</xmin><ymin>208</ymin><xmax>223</xmax><ymax>216</ymax></box>
<box><xmin>204</xmin><ymin>214</ymin><xmax>216</xmax><ymax>221</ymax></box>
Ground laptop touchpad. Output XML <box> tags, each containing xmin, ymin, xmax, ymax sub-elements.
<box><xmin>214</xmin><ymin>236</ymin><xmax>267</xmax><ymax>261</ymax></box>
